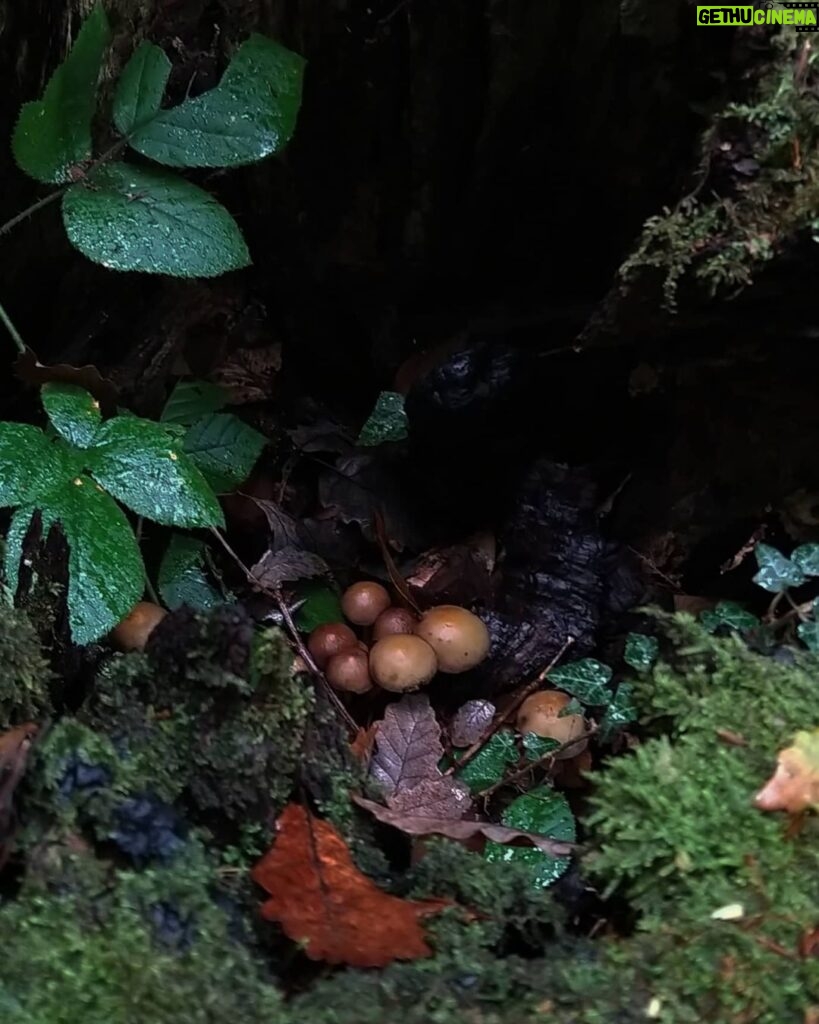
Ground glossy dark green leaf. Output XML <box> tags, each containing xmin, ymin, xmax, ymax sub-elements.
<box><xmin>128</xmin><ymin>35</ymin><xmax>305</xmax><ymax>168</ymax></box>
<box><xmin>699</xmin><ymin>600</ymin><xmax>759</xmax><ymax>634</ymax></box>
<box><xmin>293</xmin><ymin>581</ymin><xmax>344</xmax><ymax>632</ymax></box>
<box><xmin>797</xmin><ymin>618</ymin><xmax>819</xmax><ymax>653</ymax></box>
<box><xmin>38</xmin><ymin>476</ymin><xmax>145</xmax><ymax>644</ymax></box>
<box><xmin>598</xmin><ymin>683</ymin><xmax>637</xmax><ymax>743</ymax></box>
<box><xmin>160</xmin><ymin>380</ymin><xmax>228</xmax><ymax>426</ymax></box>
<box><xmin>623</xmin><ymin>632</ymin><xmax>659</xmax><ymax>672</ymax></box>
<box><xmin>158</xmin><ymin>534</ymin><xmax>222</xmax><ymax>611</ymax></box>
<box><xmin>357</xmin><ymin>391</ymin><xmax>409</xmax><ymax>446</ymax></box>
<box><xmin>183</xmin><ymin>413</ymin><xmax>266</xmax><ymax>492</ymax></box>
<box><xmin>484</xmin><ymin>786</ymin><xmax>575</xmax><ymax>887</ymax></box>
<box><xmin>547</xmin><ymin>657</ymin><xmax>613</xmax><ymax>706</ymax></box>
<box><xmin>12</xmin><ymin>2</ymin><xmax>110</xmax><ymax>183</ymax></box>
<box><xmin>62</xmin><ymin>163</ymin><xmax>250</xmax><ymax>277</ymax></box>
<box><xmin>792</xmin><ymin>543</ymin><xmax>819</xmax><ymax>577</ymax></box>
<box><xmin>113</xmin><ymin>41</ymin><xmax>171</xmax><ymax>135</ymax></box>
<box><xmin>521</xmin><ymin>734</ymin><xmax>561</xmax><ymax>762</ymax></box>
<box><xmin>0</xmin><ymin>425</ymin><xmax>69</xmax><ymax>506</ymax></box>
<box><xmin>88</xmin><ymin>416</ymin><xmax>224</xmax><ymax>528</ymax></box>
<box><xmin>41</xmin><ymin>383</ymin><xmax>101</xmax><ymax>448</ymax></box>
<box><xmin>456</xmin><ymin>731</ymin><xmax>518</xmax><ymax>792</ymax></box>
<box><xmin>3</xmin><ymin>506</ymin><xmax>36</xmax><ymax>598</ymax></box>
<box><xmin>752</xmin><ymin>543</ymin><xmax>804</xmax><ymax>593</ymax></box>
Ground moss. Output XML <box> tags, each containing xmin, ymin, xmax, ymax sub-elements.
<box><xmin>0</xmin><ymin>604</ymin><xmax>53</xmax><ymax>725</ymax></box>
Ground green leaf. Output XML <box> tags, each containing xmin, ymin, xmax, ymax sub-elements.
<box><xmin>547</xmin><ymin>658</ymin><xmax>613</xmax><ymax>706</ymax></box>
<box><xmin>183</xmin><ymin>413</ymin><xmax>266</xmax><ymax>492</ymax></box>
<box><xmin>752</xmin><ymin>543</ymin><xmax>804</xmax><ymax>593</ymax></box>
<box><xmin>12</xmin><ymin>2</ymin><xmax>111</xmax><ymax>183</ymax></box>
<box><xmin>41</xmin><ymin>383</ymin><xmax>101</xmax><ymax>448</ymax></box>
<box><xmin>160</xmin><ymin>380</ymin><xmax>228</xmax><ymax>426</ymax></box>
<box><xmin>293</xmin><ymin>581</ymin><xmax>344</xmax><ymax>633</ymax></box>
<box><xmin>88</xmin><ymin>416</ymin><xmax>224</xmax><ymax>528</ymax></box>
<box><xmin>40</xmin><ymin>476</ymin><xmax>145</xmax><ymax>644</ymax></box>
<box><xmin>158</xmin><ymin>534</ymin><xmax>222</xmax><ymax>611</ymax></box>
<box><xmin>0</xmin><ymin>425</ymin><xmax>70</xmax><ymax>506</ymax></box>
<box><xmin>456</xmin><ymin>731</ymin><xmax>518</xmax><ymax>792</ymax></box>
<box><xmin>128</xmin><ymin>35</ymin><xmax>305</xmax><ymax>168</ymax></box>
<box><xmin>3</xmin><ymin>507</ymin><xmax>36</xmax><ymax>598</ymax></box>
<box><xmin>113</xmin><ymin>41</ymin><xmax>172</xmax><ymax>135</ymax></box>
<box><xmin>484</xmin><ymin>786</ymin><xmax>575</xmax><ymax>888</ymax></box>
<box><xmin>792</xmin><ymin>543</ymin><xmax>819</xmax><ymax>577</ymax></box>
<box><xmin>62</xmin><ymin>163</ymin><xmax>251</xmax><ymax>278</ymax></box>
<box><xmin>699</xmin><ymin>600</ymin><xmax>759</xmax><ymax>634</ymax></box>
<box><xmin>357</xmin><ymin>391</ymin><xmax>409</xmax><ymax>446</ymax></box>
<box><xmin>598</xmin><ymin>683</ymin><xmax>637</xmax><ymax>743</ymax></box>
<box><xmin>797</xmin><ymin>619</ymin><xmax>819</xmax><ymax>653</ymax></box>
<box><xmin>623</xmin><ymin>632</ymin><xmax>659</xmax><ymax>672</ymax></box>
<box><xmin>522</xmin><ymin>734</ymin><xmax>561</xmax><ymax>762</ymax></box>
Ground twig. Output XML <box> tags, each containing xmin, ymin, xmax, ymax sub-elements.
<box><xmin>446</xmin><ymin>636</ymin><xmax>575</xmax><ymax>775</ymax></box>
<box><xmin>0</xmin><ymin>190</ymin><xmax>64</xmax><ymax>240</ymax></box>
<box><xmin>209</xmin><ymin>528</ymin><xmax>357</xmax><ymax>735</ymax></box>
<box><xmin>476</xmin><ymin>725</ymin><xmax>597</xmax><ymax>800</ymax></box>
<box><xmin>0</xmin><ymin>302</ymin><xmax>26</xmax><ymax>354</ymax></box>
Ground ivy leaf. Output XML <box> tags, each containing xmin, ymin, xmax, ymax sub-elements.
<box><xmin>522</xmin><ymin>734</ymin><xmax>561</xmax><ymax>762</ymax></box>
<box><xmin>449</xmin><ymin>700</ymin><xmax>496</xmax><ymax>748</ymax></box>
<box><xmin>160</xmin><ymin>380</ymin><xmax>228</xmax><ymax>426</ymax></box>
<box><xmin>39</xmin><ymin>476</ymin><xmax>145</xmax><ymax>645</ymax></box>
<box><xmin>0</xmin><ymin>425</ymin><xmax>69</xmax><ymax>506</ymax></box>
<box><xmin>752</xmin><ymin>543</ymin><xmax>805</xmax><ymax>593</ymax></box>
<box><xmin>183</xmin><ymin>412</ymin><xmax>266</xmax><ymax>492</ymax></box>
<box><xmin>484</xmin><ymin>786</ymin><xmax>575</xmax><ymax>887</ymax></box>
<box><xmin>12</xmin><ymin>2</ymin><xmax>110</xmax><ymax>183</ymax></box>
<box><xmin>41</xmin><ymin>383</ymin><xmax>101</xmax><ymax>448</ymax></box>
<box><xmin>357</xmin><ymin>391</ymin><xmax>409</xmax><ymax>446</ymax></box>
<box><xmin>128</xmin><ymin>35</ymin><xmax>305</xmax><ymax>168</ymax></box>
<box><xmin>699</xmin><ymin>600</ymin><xmax>759</xmax><ymax>633</ymax></box>
<box><xmin>88</xmin><ymin>416</ymin><xmax>224</xmax><ymax>528</ymax></box>
<box><xmin>623</xmin><ymin>632</ymin><xmax>658</xmax><ymax>672</ymax></box>
<box><xmin>113</xmin><ymin>41</ymin><xmax>171</xmax><ymax>135</ymax></box>
<box><xmin>797</xmin><ymin>619</ymin><xmax>819</xmax><ymax>653</ymax></box>
<box><xmin>158</xmin><ymin>534</ymin><xmax>223</xmax><ymax>611</ymax></box>
<box><xmin>456</xmin><ymin>731</ymin><xmax>518</xmax><ymax>792</ymax></box>
<box><xmin>547</xmin><ymin>658</ymin><xmax>613</xmax><ymax>706</ymax></box>
<box><xmin>62</xmin><ymin>163</ymin><xmax>250</xmax><ymax>277</ymax></box>
<box><xmin>791</xmin><ymin>543</ymin><xmax>819</xmax><ymax>577</ymax></box>
<box><xmin>293</xmin><ymin>581</ymin><xmax>344</xmax><ymax>633</ymax></box>
<box><xmin>598</xmin><ymin>684</ymin><xmax>637</xmax><ymax>743</ymax></box>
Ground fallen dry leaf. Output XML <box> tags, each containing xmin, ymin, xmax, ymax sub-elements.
<box><xmin>212</xmin><ymin>343</ymin><xmax>281</xmax><ymax>405</ymax></box>
<box><xmin>250</xmin><ymin>804</ymin><xmax>446</xmax><ymax>967</ymax></box>
<box><xmin>350</xmin><ymin>724</ymin><xmax>378</xmax><ymax>765</ymax></box>
<box><xmin>370</xmin><ymin>694</ymin><xmax>443</xmax><ymax>797</ymax></box>
<box><xmin>354</xmin><ymin>795</ymin><xmax>576</xmax><ymax>858</ymax></box>
<box><xmin>387</xmin><ymin>777</ymin><xmax>472</xmax><ymax>819</ymax></box>
<box><xmin>251</xmin><ymin>546</ymin><xmax>331</xmax><ymax>589</ymax></box>
<box><xmin>0</xmin><ymin>722</ymin><xmax>39</xmax><ymax>869</ymax></box>
<box><xmin>450</xmin><ymin>700</ymin><xmax>496</xmax><ymax>748</ymax></box>
<box><xmin>15</xmin><ymin>348</ymin><xmax>118</xmax><ymax>415</ymax></box>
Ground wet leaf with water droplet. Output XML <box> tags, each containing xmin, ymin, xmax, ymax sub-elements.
<box><xmin>41</xmin><ymin>383</ymin><xmax>102</xmax><ymax>448</ymax></box>
<box><xmin>484</xmin><ymin>786</ymin><xmax>575</xmax><ymax>888</ymax></box>
<box><xmin>128</xmin><ymin>35</ymin><xmax>305</xmax><ymax>168</ymax></box>
<box><xmin>547</xmin><ymin>657</ymin><xmax>613</xmax><ymax>706</ymax></box>
<box><xmin>62</xmin><ymin>163</ymin><xmax>250</xmax><ymax>277</ymax></box>
<box><xmin>12</xmin><ymin>2</ymin><xmax>110</xmax><ymax>183</ymax></box>
<box><xmin>357</xmin><ymin>391</ymin><xmax>408</xmax><ymax>446</ymax></box>
<box><xmin>113</xmin><ymin>41</ymin><xmax>171</xmax><ymax>135</ymax></box>
<box><xmin>160</xmin><ymin>380</ymin><xmax>228</xmax><ymax>426</ymax></box>
<box><xmin>0</xmin><ymin>425</ymin><xmax>69</xmax><ymax>506</ymax></box>
<box><xmin>183</xmin><ymin>412</ymin><xmax>266</xmax><ymax>492</ymax></box>
<box><xmin>158</xmin><ymin>534</ymin><xmax>223</xmax><ymax>611</ymax></box>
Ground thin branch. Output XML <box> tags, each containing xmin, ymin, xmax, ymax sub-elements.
<box><xmin>0</xmin><ymin>190</ymin><xmax>64</xmax><ymax>239</ymax></box>
<box><xmin>0</xmin><ymin>303</ymin><xmax>26</xmax><ymax>355</ymax></box>
<box><xmin>476</xmin><ymin>725</ymin><xmax>597</xmax><ymax>800</ymax></box>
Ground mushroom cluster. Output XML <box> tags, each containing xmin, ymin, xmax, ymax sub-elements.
<box><xmin>306</xmin><ymin>582</ymin><xmax>490</xmax><ymax>694</ymax></box>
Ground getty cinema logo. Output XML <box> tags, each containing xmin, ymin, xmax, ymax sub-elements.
<box><xmin>697</xmin><ymin>3</ymin><xmax>819</xmax><ymax>29</ymax></box>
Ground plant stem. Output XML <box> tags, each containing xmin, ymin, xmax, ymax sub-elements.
<box><xmin>475</xmin><ymin>725</ymin><xmax>597</xmax><ymax>800</ymax></box>
<box><xmin>0</xmin><ymin>302</ymin><xmax>26</xmax><ymax>354</ymax></box>
<box><xmin>0</xmin><ymin>189</ymin><xmax>64</xmax><ymax>239</ymax></box>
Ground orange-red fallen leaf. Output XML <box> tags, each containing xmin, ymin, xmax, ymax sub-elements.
<box><xmin>349</xmin><ymin>724</ymin><xmax>377</xmax><ymax>764</ymax></box>
<box><xmin>250</xmin><ymin>803</ymin><xmax>447</xmax><ymax>967</ymax></box>
<box><xmin>800</xmin><ymin>926</ymin><xmax>819</xmax><ymax>959</ymax></box>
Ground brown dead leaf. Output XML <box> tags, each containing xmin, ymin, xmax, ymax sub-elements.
<box><xmin>0</xmin><ymin>722</ymin><xmax>39</xmax><ymax>868</ymax></box>
<box><xmin>350</xmin><ymin>724</ymin><xmax>377</xmax><ymax>765</ymax></box>
<box><xmin>250</xmin><ymin>803</ymin><xmax>446</xmax><ymax>966</ymax></box>
<box><xmin>251</xmin><ymin>546</ymin><xmax>331</xmax><ymax>590</ymax></box>
<box><xmin>211</xmin><ymin>343</ymin><xmax>281</xmax><ymax>405</ymax></box>
<box><xmin>353</xmin><ymin>795</ymin><xmax>576</xmax><ymax>858</ymax></box>
<box><xmin>387</xmin><ymin>777</ymin><xmax>472</xmax><ymax>819</ymax></box>
<box><xmin>799</xmin><ymin>926</ymin><xmax>819</xmax><ymax>959</ymax></box>
<box><xmin>406</xmin><ymin>533</ymin><xmax>496</xmax><ymax>606</ymax></box>
<box><xmin>450</xmin><ymin>700</ymin><xmax>496</xmax><ymax>748</ymax></box>
<box><xmin>15</xmin><ymin>348</ymin><xmax>117</xmax><ymax>416</ymax></box>
<box><xmin>370</xmin><ymin>694</ymin><xmax>443</xmax><ymax>797</ymax></box>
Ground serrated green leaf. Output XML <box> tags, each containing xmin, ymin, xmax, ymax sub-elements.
<box><xmin>752</xmin><ymin>542</ymin><xmax>804</xmax><ymax>593</ymax></box>
<box><xmin>792</xmin><ymin>543</ymin><xmax>819</xmax><ymax>577</ymax></box>
<box><xmin>456</xmin><ymin>731</ymin><xmax>518</xmax><ymax>792</ymax></box>
<box><xmin>128</xmin><ymin>34</ymin><xmax>305</xmax><ymax>168</ymax></box>
<box><xmin>41</xmin><ymin>383</ymin><xmax>101</xmax><ymax>448</ymax></box>
<box><xmin>293</xmin><ymin>581</ymin><xmax>344</xmax><ymax>632</ymax></box>
<box><xmin>113</xmin><ymin>41</ymin><xmax>172</xmax><ymax>135</ymax></box>
<box><xmin>160</xmin><ymin>380</ymin><xmax>228</xmax><ymax>425</ymax></box>
<box><xmin>598</xmin><ymin>683</ymin><xmax>637</xmax><ymax>743</ymax></box>
<box><xmin>623</xmin><ymin>632</ymin><xmax>659</xmax><ymax>672</ymax></box>
<box><xmin>62</xmin><ymin>162</ymin><xmax>251</xmax><ymax>278</ymax></box>
<box><xmin>547</xmin><ymin>657</ymin><xmax>613</xmax><ymax>706</ymax></box>
<box><xmin>12</xmin><ymin>2</ymin><xmax>110</xmax><ymax>183</ymax></box>
<box><xmin>522</xmin><ymin>734</ymin><xmax>561</xmax><ymax>762</ymax></box>
<box><xmin>88</xmin><ymin>416</ymin><xmax>224</xmax><ymax>528</ymax></box>
<box><xmin>357</xmin><ymin>391</ymin><xmax>408</xmax><ymax>446</ymax></box>
<box><xmin>183</xmin><ymin>413</ymin><xmax>266</xmax><ymax>492</ymax></box>
<box><xmin>3</xmin><ymin>507</ymin><xmax>36</xmax><ymax>598</ymax></box>
<box><xmin>158</xmin><ymin>534</ymin><xmax>222</xmax><ymax>611</ymax></box>
<box><xmin>484</xmin><ymin>786</ymin><xmax>575</xmax><ymax>887</ymax></box>
<box><xmin>39</xmin><ymin>476</ymin><xmax>145</xmax><ymax>644</ymax></box>
<box><xmin>0</xmin><ymin>424</ymin><xmax>70</xmax><ymax>506</ymax></box>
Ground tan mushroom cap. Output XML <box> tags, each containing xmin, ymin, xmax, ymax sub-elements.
<box><xmin>307</xmin><ymin>622</ymin><xmax>358</xmax><ymax>669</ymax></box>
<box><xmin>326</xmin><ymin>649</ymin><xmax>374</xmax><ymax>694</ymax></box>
<box><xmin>369</xmin><ymin>634</ymin><xmax>439</xmax><ymax>692</ymax></box>
<box><xmin>372</xmin><ymin>606</ymin><xmax>417</xmax><ymax>640</ymax></box>
<box><xmin>341</xmin><ymin>581</ymin><xmax>391</xmax><ymax>626</ymax></box>
<box><xmin>516</xmin><ymin>690</ymin><xmax>587</xmax><ymax>758</ymax></box>
<box><xmin>414</xmin><ymin>605</ymin><xmax>490</xmax><ymax>674</ymax></box>
<box><xmin>110</xmin><ymin>601</ymin><xmax>167</xmax><ymax>652</ymax></box>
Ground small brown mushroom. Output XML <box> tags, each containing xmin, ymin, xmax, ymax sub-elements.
<box><xmin>325</xmin><ymin>649</ymin><xmax>373</xmax><ymax>694</ymax></box>
<box><xmin>369</xmin><ymin>635</ymin><xmax>438</xmax><ymax>692</ymax></box>
<box><xmin>307</xmin><ymin>622</ymin><xmax>358</xmax><ymax>669</ymax></box>
<box><xmin>516</xmin><ymin>690</ymin><xmax>587</xmax><ymax>759</ymax></box>
<box><xmin>110</xmin><ymin>601</ymin><xmax>167</xmax><ymax>652</ymax></box>
<box><xmin>414</xmin><ymin>605</ymin><xmax>490</xmax><ymax>674</ymax></box>
<box><xmin>372</xmin><ymin>606</ymin><xmax>417</xmax><ymax>641</ymax></box>
<box><xmin>341</xmin><ymin>581</ymin><xmax>392</xmax><ymax>626</ymax></box>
